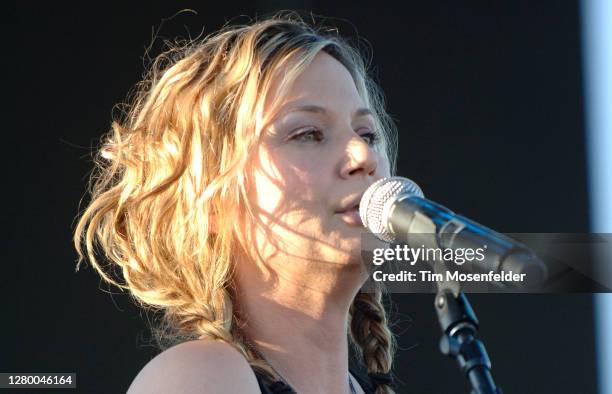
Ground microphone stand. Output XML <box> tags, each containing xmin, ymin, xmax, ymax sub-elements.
<box><xmin>371</xmin><ymin>186</ymin><xmax>509</xmax><ymax>393</ymax></box>
<box><xmin>434</xmin><ymin>284</ymin><xmax>503</xmax><ymax>394</ymax></box>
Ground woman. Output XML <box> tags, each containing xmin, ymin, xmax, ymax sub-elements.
<box><xmin>74</xmin><ymin>12</ymin><xmax>399</xmax><ymax>394</ymax></box>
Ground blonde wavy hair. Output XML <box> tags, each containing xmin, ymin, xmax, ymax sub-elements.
<box><xmin>74</xmin><ymin>12</ymin><xmax>399</xmax><ymax>394</ymax></box>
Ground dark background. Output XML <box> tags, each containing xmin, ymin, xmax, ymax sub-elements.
<box><xmin>10</xmin><ymin>1</ymin><xmax>597</xmax><ymax>393</ymax></box>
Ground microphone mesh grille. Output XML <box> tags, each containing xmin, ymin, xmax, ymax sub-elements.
<box><xmin>359</xmin><ymin>177</ymin><xmax>424</xmax><ymax>242</ymax></box>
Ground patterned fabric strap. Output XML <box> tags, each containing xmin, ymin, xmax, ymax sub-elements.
<box><xmin>368</xmin><ymin>372</ymin><xmax>393</xmax><ymax>387</ymax></box>
<box><xmin>268</xmin><ymin>380</ymin><xmax>297</xmax><ymax>394</ymax></box>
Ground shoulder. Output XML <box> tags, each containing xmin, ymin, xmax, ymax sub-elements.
<box><xmin>126</xmin><ymin>339</ymin><xmax>261</xmax><ymax>394</ymax></box>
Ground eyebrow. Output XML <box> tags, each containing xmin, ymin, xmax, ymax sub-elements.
<box><xmin>279</xmin><ymin>105</ymin><xmax>374</xmax><ymax>118</ymax></box>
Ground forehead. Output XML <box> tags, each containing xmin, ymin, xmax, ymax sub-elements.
<box><xmin>263</xmin><ymin>51</ymin><xmax>364</xmax><ymax>116</ymax></box>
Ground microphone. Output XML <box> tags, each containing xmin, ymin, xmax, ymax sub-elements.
<box><xmin>359</xmin><ymin>177</ymin><xmax>547</xmax><ymax>289</ymax></box>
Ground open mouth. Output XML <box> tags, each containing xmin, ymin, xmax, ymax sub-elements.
<box><xmin>336</xmin><ymin>204</ymin><xmax>362</xmax><ymax>226</ymax></box>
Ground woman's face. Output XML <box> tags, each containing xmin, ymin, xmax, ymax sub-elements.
<box><xmin>245</xmin><ymin>51</ymin><xmax>391</xmax><ymax>272</ymax></box>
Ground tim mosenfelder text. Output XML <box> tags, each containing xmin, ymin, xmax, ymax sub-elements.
<box><xmin>368</xmin><ymin>245</ymin><xmax>526</xmax><ymax>284</ymax></box>
<box><xmin>372</xmin><ymin>270</ymin><xmax>526</xmax><ymax>283</ymax></box>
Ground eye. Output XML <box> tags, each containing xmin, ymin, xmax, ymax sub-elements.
<box><xmin>359</xmin><ymin>130</ymin><xmax>381</xmax><ymax>146</ymax></box>
<box><xmin>292</xmin><ymin>128</ymin><xmax>324</xmax><ymax>143</ymax></box>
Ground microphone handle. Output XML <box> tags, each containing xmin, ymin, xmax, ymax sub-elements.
<box><xmin>386</xmin><ymin>195</ymin><xmax>547</xmax><ymax>288</ymax></box>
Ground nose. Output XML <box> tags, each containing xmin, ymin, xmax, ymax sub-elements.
<box><xmin>339</xmin><ymin>134</ymin><xmax>378</xmax><ymax>179</ymax></box>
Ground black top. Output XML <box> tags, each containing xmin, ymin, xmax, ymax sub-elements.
<box><xmin>253</xmin><ymin>367</ymin><xmax>376</xmax><ymax>394</ymax></box>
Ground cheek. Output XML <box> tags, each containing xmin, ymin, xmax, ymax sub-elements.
<box><xmin>286</xmin><ymin>160</ymin><xmax>326</xmax><ymax>188</ymax></box>
<box><xmin>252</xmin><ymin>148</ymin><xmax>328</xmax><ymax>214</ymax></box>
<box><xmin>379</xmin><ymin>156</ymin><xmax>391</xmax><ymax>178</ymax></box>
<box><xmin>252</xmin><ymin>167</ymin><xmax>283</xmax><ymax>213</ymax></box>
<box><xmin>278</xmin><ymin>154</ymin><xmax>332</xmax><ymax>212</ymax></box>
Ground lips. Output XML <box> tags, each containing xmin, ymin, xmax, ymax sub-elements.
<box><xmin>337</xmin><ymin>206</ymin><xmax>363</xmax><ymax>226</ymax></box>
<box><xmin>336</xmin><ymin>202</ymin><xmax>359</xmax><ymax>213</ymax></box>
<box><xmin>335</xmin><ymin>196</ymin><xmax>361</xmax><ymax>214</ymax></box>
<box><xmin>336</xmin><ymin>196</ymin><xmax>363</xmax><ymax>226</ymax></box>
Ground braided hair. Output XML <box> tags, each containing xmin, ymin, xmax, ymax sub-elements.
<box><xmin>350</xmin><ymin>289</ymin><xmax>396</xmax><ymax>393</ymax></box>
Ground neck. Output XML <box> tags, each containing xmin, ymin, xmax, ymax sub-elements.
<box><xmin>235</xmin><ymin>253</ymin><xmax>366</xmax><ymax>394</ymax></box>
